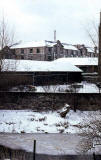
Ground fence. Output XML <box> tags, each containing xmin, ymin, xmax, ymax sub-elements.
<box><xmin>0</xmin><ymin>147</ymin><xmax>100</xmax><ymax>160</ymax></box>
<box><xmin>0</xmin><ymin>139</ymin><xmax>101</xmax><ymax>160</ymax></box>
<box><xmin>0</xmin><ymin>140</ymin><xmax>36</xmax><ymax>160</ymax></box>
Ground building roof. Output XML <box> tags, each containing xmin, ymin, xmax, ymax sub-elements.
<box><xmin>87</xmin><ymin>47</ymin><xmax>94</xmax><ymax>53</ymax></box>
<box><xmin>1</xmin><ymin>59</ymin><xmax>82</xmax><ymax>72</ymax></box>
<box><xmin>11</xmin><ymin>40</ymin><xmax>78</xmax><ymax>51</ymax></box>
<box><xmin>54</xmin><ymin>57</ymin><xmax>98</xmax><ymax>66</ymax></box>
<box><xmin>11</xmin><ymin>41</ymin><xmax>56</xmax><ymax>49</ymax></box>
<box><xmin>62</xmin><ymin>44</ymin><xmax>78</xmax><ymax>50</ymax></box>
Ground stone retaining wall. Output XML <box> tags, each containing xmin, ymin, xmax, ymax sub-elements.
<box><xmin>0</xmin><ymin>92</ymin><xmax>101</xmax><ymax>111</ymax></box>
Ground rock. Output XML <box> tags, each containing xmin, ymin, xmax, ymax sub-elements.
<box><xmin>60</xmin><ymin>108</ymin><xmax>70</xmax><ymax>118</ymax></box>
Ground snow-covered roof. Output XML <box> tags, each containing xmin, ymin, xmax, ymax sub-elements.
<box><xmin>87</xmin><ymin>47</ymin><xmax>98</xmax><ymax>54</ymax></box>
<box><xmin>50</xmin><ymin>60</ymin><xmax>82</xmax><ymax>72</ymax></box>
<box><xmin>54</xmin><ymin>57</ymin><xmax>98</xmax><ymax>66</ymax></box>
<box><xmin>11</xmin><ymin>40</ymin><xmax>78</xmax><ymax>51</ymax></box>
<box><xmin>87</xmin><ymin>47</ymin><xmax>94</xmax><ymax>53</ymax></box>
<box><xmin>2</xmin><ymin>59</ymin><xmax>82</xmax><ymax>72</ymax></box>
<box><xmin>11</xmin><ymin>41</ymin><xmax>56</xmax><ymax>49</ymax></box>
<box><xmin>63</xmin><ymin>44</ymin><xmax>78</xmax><ymax>50</ymax></box>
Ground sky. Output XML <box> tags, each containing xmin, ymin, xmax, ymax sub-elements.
<box><xmin>0</xmin><ymin>0</ymin><xmax>101</xmax><ymax>46</ymax></box>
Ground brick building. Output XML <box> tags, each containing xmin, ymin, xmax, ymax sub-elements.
<box><xmin>10</xmin><ymin>40</ymin><xmax>96</xmax><ymax>61</ymax></box>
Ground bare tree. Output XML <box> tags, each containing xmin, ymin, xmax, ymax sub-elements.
<box><xmin>0</xmin><ymin>16</ymin><xmax>21</xmax><ymax>90</ymax></box>
<box><xmin>85</xmin><ymin>20</ymin><xmax>98</xmax><ymax>48</ymax></box>
<box><xmin>0</xmin><ymin>16</ymin><xmax>13</xmax><ymax>49</ymax></box>
<box><xmin>82</xmin><ymin>18</ymin><xmax>99</xmax><ymax>58</ymax></box>
<box><xmin>0</xmin><ymin>15</ymin><xmax>20</xmax><ymax>71</ymax></box>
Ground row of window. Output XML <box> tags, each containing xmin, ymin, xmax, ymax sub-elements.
<box><xmin>21</xmin><ymin>48</ymin><xmax>40</xmax><ymax>54</ymax></box>
<box><xmin>20</xmin><ymin>47</ymin><xmax>96</xmax><ymax>57</ymax></box>
<box><xmin>20</xmin><ymin>47</ymin><xmax>78</xmax><ymax>55</ymax></box>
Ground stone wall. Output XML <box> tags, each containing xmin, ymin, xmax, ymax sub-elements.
<box><xmin>0</xmin><ymin>92</ymin><xmax>101</xmax><ymax>111</ymax></box>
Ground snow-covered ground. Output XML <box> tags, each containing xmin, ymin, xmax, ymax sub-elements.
<box><xmin>10</xmin><ymin>81</ymin><xmax>99</xmax><ymax>93</ymax></box>
<box><xmin>36</xmin><ymin>81</ymin><xmax>99</xmax><ymax>93</ymax></box>
<box><xmin>0</xmin><ymin>109</ymin><xmax>101</xmax><ymax>134</ymax></box>
<box><xmin>78</xmin><ymin>81</ymin><xmax>99</xmax><ymax>93</ymax></box>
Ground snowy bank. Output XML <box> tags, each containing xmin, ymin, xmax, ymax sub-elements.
<box><xmin>0</xmin><ymin>109</ymin><xmax>101</xmax><ymax>134</ymax></box>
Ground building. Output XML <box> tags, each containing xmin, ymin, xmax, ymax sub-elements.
<box><xmin>11</xmin><ymin>40</ymin><xmax>79</xmax><ymax>61</ymax></box>
<box><xmin>54</xmin><ymin>57</ymin><xmax>98</xmax><ymax>73</ymax></box>
<box><xmin>11</xmin><ymin>40</ymin><xmax>96</xmax><ymax>61</ymax></box>
<box><xmin>75</xmin><ymin>44</ymin><xmax>98</xmax><ymax>57</ymax></box>
<box><xmin>0</xmin><ymin>59</ymin><xmax>82</xmax><ymax>89</ymax></box>
<box><xmin>0</xmin><ymin>40</ymin><xmax>97</xmax><ymax>61</ymax></box>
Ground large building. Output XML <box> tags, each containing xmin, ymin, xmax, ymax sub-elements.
<box><xmin>10</xmin><ymin>40</ymin><xmax>97</xmax><ymax>61</ymax></box>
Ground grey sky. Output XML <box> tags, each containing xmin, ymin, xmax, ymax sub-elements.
<box><xmin>0</xmin><ymin>0</ymin><xmax>101</xmax><ymax>46</ymax></box>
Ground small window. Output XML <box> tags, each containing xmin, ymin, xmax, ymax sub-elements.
<box><xmin>21</xmin><ymin>55</ymin><xmax>24</xmax><ymax>59</ymax></box>
<box><xmin>30</xmin><ymin>48</ymin><xmax>33</xmax><ymax>53</ymax></box>
<box><xmin>21</xmin><ymin>49</ymin><xmax>24</xmax><ymax>54</ymax></box>
<box><xmin>36</xmin><ymin>48</ymin><xmax>40</xmax><ymax>53</ymax></box>
<box><xmin>48</xmin><ymin>48</ymin><xmax>51</xmax><ymax>52</ymax></box>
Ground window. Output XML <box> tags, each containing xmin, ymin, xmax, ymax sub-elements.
<box><xmin>29</xmin><ymin>48</ymin><xmax>33</xmax><ymax>53</ymax></box>
<box><xmin>21</xmin><ymin>55</ymin><xmax>24</xmax><ymax>59</ymax></box>
<box><xmin>48</xmin><ymin>47</ymin><xmax>51</xmax><ymax>52</ymax></box>
<box><xmin>36</xmin><ymin>48</ymin><xmax>40</xmax><ymax>53</ymax></box>
<box><xmin>21</xmin><ymin>49</ymin><xmax>24</xmax><ymax>54</ymax></box>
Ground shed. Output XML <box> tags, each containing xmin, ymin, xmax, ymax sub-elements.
<box><xmin>1</xmin><ymin>59</ymin><xmax>82</xmax><ymax>87</ymax></box>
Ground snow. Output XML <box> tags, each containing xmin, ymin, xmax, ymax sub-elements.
<box><xmin>67</xmin><ymin>110</ymin><xmax>101</xmax><ymax>135</ymax></box>
<box><xmin>54</xmin><ymin>57</ymin><xmax>98</xmax><ymax>66</ymax></box>
<box><xmin>9</xmin><ymin>81</ymin><xmax>99</xmax><ymax>93</ymax></box>
<box><xmin>87</xmin><ymin>47</ymin><xmax>94</xmax><ymax>53</ymax></box>
<box><xmin>0</xmin><ymin>110</ymin><xmax>66</xmax><ymax>133</ymax></box>
<box><xmin>63</xmin><ymin>44</ymin><xmax>78</xmax><ymax>50</ymax></box>
<box><xmin>0</xmin><ymin>133</ymin><xmax>88</xmax><ymax>155</ymax></box>
<box><xmin>78</xmin><ymin>81</ymin><xmax>99</xmax><ymax>93</ymax></box>
<box><xmin>2</xmin><ymin>59</ymin><xmax>82</xmax><ymax>72</ymax></box>
<box><xmin>11</xmin><ymin>40</ymin><xmax>78</xmax><ymax>51</ymax></box>
<box><xmin>50</xmin><ymin>60</ymin><xmax>82</xmax><ymax>72</ymax></box>
<box><xmin>11</xmin><ymin>40</ymin><xmax>56</xmax><ymax>49</ymax></box>
<box><xmin>0</xmin><ymin>109</ymin><xmax>101</xmax><ymax>134</ymax></box>
<box><xmin>34</xmin><ymin>81</ymin><xmax>99</xmax><ymax>93</ymax></box>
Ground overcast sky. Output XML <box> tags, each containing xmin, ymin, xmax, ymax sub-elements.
<box><xmin>0</xmin><ymin>0</ymin><xmax>101</xmax><ymax>46</ymax></box>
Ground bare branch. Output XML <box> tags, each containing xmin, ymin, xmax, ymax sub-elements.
<box><xmin>0</xmin><ymin>15</ymin><xmax>19</xmax><ymax>72</ymax></box>
<box><xmin>83</xmin><ymin>19</ymin><xmax>98</xmax><ymax>50</ymax></box>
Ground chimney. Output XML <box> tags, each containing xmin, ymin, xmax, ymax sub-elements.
<box><xmin>98</xmin><ymin>11</ymin><xmax>101</xmax><ymax>79</ymax></box>
<box><xmin>54</xmin><ymin>30</ymin><xmax>56</xmax><ymax>42</ymax></box>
